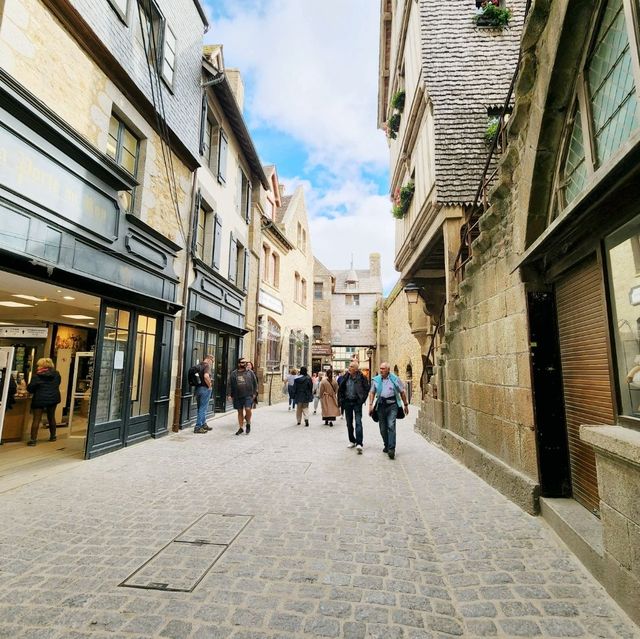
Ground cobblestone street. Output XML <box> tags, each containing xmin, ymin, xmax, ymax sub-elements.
<box><xmin>0</xmin><ymin>403</ymin><xmax>638</xmax><ymax>639</ymax></box>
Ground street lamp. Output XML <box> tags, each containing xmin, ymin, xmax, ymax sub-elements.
<box><xmin>404</xmin><ymin>281</ymin><xmax>423</xmax><ymax>304</ymax></box>
<box><xmin>366</xmin><ymin>347</ymin><xmax>374</xmax><ymax>380</ymax></box>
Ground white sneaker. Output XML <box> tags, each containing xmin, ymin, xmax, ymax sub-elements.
<box><xmin>347</xmin><ymin>443</ymin><xmax>356</xmax><ymax>448</ymax></box>
<box><xmin>356</xmin><ymin>445</ymin><xmax>363</xmax><ymax>454</ymax></box>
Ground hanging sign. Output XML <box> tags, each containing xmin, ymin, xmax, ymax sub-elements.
<box><xmin>0</xmin><ymin>326</ymin><xmax>49</xmax><ymax>338</ymax></box>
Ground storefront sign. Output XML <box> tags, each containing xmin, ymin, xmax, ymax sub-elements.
<box><xmin>0</xmin><ymin>326</ymin><xmax>48</xmax><ymax>338</ymax></box>
<box><xmin>259</xmin><ymin>289</ymin><xmax>284</xmax><ymax>315</ymax></box>
<box><xmin>0</xmin><ymin>125</ymin><xmax>118</xmax><ymax>240</ymax></box>
<box><xmin>312</xmin><ymin>344</ymin><xmax>333</xmax><ymax>356</ymax></box>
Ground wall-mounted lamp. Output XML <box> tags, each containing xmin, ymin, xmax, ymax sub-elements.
<box><xmin>403</xmin><ymin>282</ymin><xmax>424</xmax><ymax>305</ymax></box>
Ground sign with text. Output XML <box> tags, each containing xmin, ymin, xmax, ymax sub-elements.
<box><xmin>0</xmin><ymin>326</ymin><xmax>49</xmax><ymax>339</ymax></box>
<box><xmin>0</xmin><ymin>124</ymin><xmax>119</xmax><ymax>240</ymax></box>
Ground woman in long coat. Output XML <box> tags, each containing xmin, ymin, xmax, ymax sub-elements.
<box><xmin>27</xmin><ymin>357</ymin><xmax>61</xmax><ymax>446</ymax></box>
<box><xmin>319</xmin><ymin>369</ymin><xmax>340</xmax><ymax>426</ymax></box>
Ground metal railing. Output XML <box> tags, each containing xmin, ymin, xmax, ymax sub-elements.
<box><xmin>422</xmin><ymin>305</ymin><xmax>445</xmax><ymax>398</ymax></box>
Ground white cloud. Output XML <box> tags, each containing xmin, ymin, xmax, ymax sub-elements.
<box><xmin>206</xmin><ymin>1</ymin><xmax>400</xmax><ymax>292</ymax></box>
<box><xmin>206</xmin><ymin>0</ymin><xmax>388</xmax><ymax>172</ymax></box>
<box><xmin>281</xmin><ymin>175</ymin><xmax>399</xmax><ymax>294</ymax></box>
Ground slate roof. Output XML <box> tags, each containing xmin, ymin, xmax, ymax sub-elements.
<box><xmin>332</xmin><ymin>269</ymin><xmax>382</xmax><ymax>295</ymax></box>
<box><xmin>419</xmin><ymin>0</ymin><xmax>527</xmax><ymax>204</ymax></box>
<box><xmin>275</xmin><ymin>195</ymin><xmax>293</xmax><ymax>224</ymax></box>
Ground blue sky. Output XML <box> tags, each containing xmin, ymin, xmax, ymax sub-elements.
<box><xmin>204</xmin><ymin>0</ymin><xmax>397</xmax><ymax>291</ymax></box>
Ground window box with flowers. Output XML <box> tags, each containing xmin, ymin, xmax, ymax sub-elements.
<box><xmin>474</xmin><ymin>1</ymin><xmax>511</xmax><ymax>28</ymax></box>
<box><xmin>385</xmin><ymin>90</ymin><xmax>406</xmax><ymax>140</ymax></box>
<box><xmin>391</xmin><ymin>181</ymin><xmax>415</xmax><ymax>219</ymax></box>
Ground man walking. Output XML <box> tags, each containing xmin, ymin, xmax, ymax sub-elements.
<box><xmin>229</xmin><ymin>358</ymin><xmax>258</xmax><ymax>435</ymax></box>
<box><xmin>293</xmin><ymin>366</ymin><xmax>313</xmax><ymax>426</ymax></box>
<box><xmin>368</xmin><ymin>362</ymin><xmax>409</xmax><ymax>459</ymax></box>
<box><xmin>193</xmin><ymin>354</ymin><xmax>214</xmax><ymax>434</ymax></box>
<box><xmin>338</xmin><ymin>361</ymin><xmax>370</xmax><ymax>454</ymax></box>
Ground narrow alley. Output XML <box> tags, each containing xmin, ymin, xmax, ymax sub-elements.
<box><xmin>0</xmin><ymin>404</ymin><xmax>637</xmax><ymax>639</ymax></box>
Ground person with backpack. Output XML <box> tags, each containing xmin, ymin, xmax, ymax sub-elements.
<box><xmin>229</xmin><ymin>358</ymin><xmax>258</xmax><ymax>435</ymax></box>
<box><xmin>191</xmin><ymin>354</ymin><xmax>214</xmax><ymax>434</ymax></box>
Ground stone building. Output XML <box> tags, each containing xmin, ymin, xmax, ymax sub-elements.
<box><xmin>312</xmin><ymin>258</ymin><xmax>335</xmax><ymax>373</ymax></box>
<box><xmin>249</xmin><ymin>172</ymin><xmax>314</xmax><ymax>403</ymax></box>
<box><xmin>177</xmin><ymin>47</ymin><xmax>269</xmax><ymax>426</ymax></box>
<box><xmin>377</xmin><ymin>0</ymin><xmax>526</xmax><ymax>390</ymax></box>
<box><xmin>376</xmin><ymin>281</ymin><xmax>424</xmax><ymax>403</ymax></box>
<box><xmin>330</xmin><ymin>254</ymin><xmax>382</xmax><ymax>378</ymax></box>
<box><xmin>0</xmin><ymin>0</ymin><xmax>207</xmax><ymax>457</ymax></box>
<box><xmin>402</xmin><ymin>0</ymin><xmax>640</xmax><ymax>623</ymax></box>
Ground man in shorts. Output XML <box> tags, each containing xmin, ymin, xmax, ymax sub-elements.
<box><xmin>229</xmin><ymin>358</ymin><xmax>258</xmax><ymax>435</ymax></box>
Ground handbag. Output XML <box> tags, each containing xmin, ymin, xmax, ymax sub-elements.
<box><xmin>397</xmin><ymin>405</ymin><xmax>405</xmax><ymax>419</ymax></box>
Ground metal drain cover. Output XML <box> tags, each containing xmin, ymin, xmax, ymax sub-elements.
<box><xmin>175</xmin><ymin>513</ymin><xmax>251</xmax><ymax>545</ymax></box>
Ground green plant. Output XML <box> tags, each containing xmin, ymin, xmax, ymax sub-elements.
<box><xmin>391</xmin><ymin>181</ymin><xmax>415</xmax><ymax>219</ymax></box>
<box><xmin>386</xmin><ymin>113</ymin><xmax>401</xmax><ymax>140</ymax></box>
<box><xmin>474</xmin><ymin>4</ymin><xmax>512</xmax><ymax>27</ymax></box>
<box><xmin>485</xmin><ymin>116</ymin><xmax>500</xmax><ymax>145</ymax></box>
<box><xmin>391</xmin><ymin>90</ymin><xmax>406</xmax><ymax>113</ymax></box>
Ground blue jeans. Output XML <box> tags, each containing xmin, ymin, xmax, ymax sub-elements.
<box><xmin>377</xmin><ymin>400</ymin><xmax>398</xmax><ymax>450</ymax></box>
<box><xmin>343</xmin><ymin>400</ymin><xmax>363</xmax><ymax>446</ymax></box>
<box><xmin>288</xmin><ymin>386</ymin><xmax>296</xmax><ymax>408</ymax></box>
<box><xmin>195</xmin><ymin>385</ymin><xmax>212</xmax><ymax>427</ymax></box>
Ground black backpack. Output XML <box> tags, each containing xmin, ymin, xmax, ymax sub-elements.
<box><xmin>187</xmin><ymin>364</ymin><xmax>203</xmax><ymax>387</ymax></box>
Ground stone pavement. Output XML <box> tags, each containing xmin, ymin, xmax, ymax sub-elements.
<box><xmin>0</xmin><ymin>402</ymin><xmax>638</xmax><ymax>639</ymax></box>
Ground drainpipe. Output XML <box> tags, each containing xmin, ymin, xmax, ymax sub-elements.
<box><xmin>172</xmin><ymin>168</ymin><xmax>198</xmax><ymax>432</ymax></box>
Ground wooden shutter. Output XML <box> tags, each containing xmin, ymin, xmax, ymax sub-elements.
<box><xmin>191</xmin><ymin>189</ymin><xmax>202</xmax><ymax>256</ymax></box>
<box><xmin>243</xmin><ymin>248</ymin><xmax>249</xmax><ymax>292</ymax></box>
<box><xmin>555</xmin><ymin>254</ymin><xmax>614</xmax><ymax>515</ymax></box>
<box><xmin>212</xmin><ymin>215</ymin><xmax>222</xmax><ymax>270</ymax></box>
<box><xmin>218</xmin><ymin>130</ymin><xmax>228</xmax><ymax>183</ymax></box>
<box><xmin>228</xmin><ymin>233</ymin><xmax>237</xmax><ymax>284</ymax></box>
<box><xmin>198</xmin><ymin>95</ymin><xmax>207</xmax><ymax>155</ymax></box>
<box><xmin>245</xmin><ymin>180</ymin><xmax>252</xmax><ymax>223</ymax></box>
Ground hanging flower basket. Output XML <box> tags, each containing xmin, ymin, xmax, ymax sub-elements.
<box><xmin>386</xmin><ymin>113</ymin><xmax>401</xmax><ymax>140</ymax></box>
<box><xmin>391</xmin><ymin>181</ymin><xmax>415</xmax><ymax>219</ymax></box>
<box><xmin>474</xmin><ymin>3</ymin><xmax>512</xmax><ymax>28</ymax></box>
<box><xmin>391</xmin><ymin>90</ymin><xmax>406</xmax><ymax>113</ymax></box>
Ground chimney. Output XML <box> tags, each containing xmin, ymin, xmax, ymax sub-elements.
<box><xmin>225</xmin><ymin>69</ymin><xmax>245</xmax><ymax>112</ymax></box>
<box><xmin>369</xmin><ymin>253</ymin><xmax>381</xmax><ymax>277</ymax></box>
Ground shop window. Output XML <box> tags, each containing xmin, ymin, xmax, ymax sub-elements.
<box><xmin>95</xmin><ymin>307</ymin><xmax>130</xmax><ymax>423</ymax></box>
<box><xmin>607</xmin><ymin>216</ymin><xmax>640</xmax><ymax>418</ymax></box>
<box><xmin>107</xmin><ymin>114</ymin><xmax>140</xmax><ymax>213</ymax></box>
<box><xmin>345</xmin><ymin>294</ymin><xmax>360</xmax><ymax>306</ymax></box>
<box><xmin>314</xmin><ymin>282</ymin><xmax>323</xmax><ymax>300</ymax></box>
<box><xmin>266</xmin><ymin>318</ymin><xmax>280</xmax><ymax>371</ymax></box>
<box><xmin>130</xmin><ymin>315</ymin><xmax>156</xmax><ymax>417</ymax></box>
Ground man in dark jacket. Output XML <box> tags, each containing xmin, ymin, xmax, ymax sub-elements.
<box><xmin>338</xmin><ymin>361</ymin><xmax>370</xmax><ymax>454</ymax></box>
<box><xmin>293</xmin><ymin>366</ymin><xmax>313</xmax><ymax>426</ymax></box>
<box><xmin>229</xmin><ymin>358</ymin><xmax>258</xmax><ymax>435</ymax></box>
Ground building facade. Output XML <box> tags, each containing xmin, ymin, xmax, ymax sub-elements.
<box><xmin>400</xmin><ymin>0</ymin><xmax>640</xmax><ymax>623</ymax></box>
<box><xmin>311</xmin><ymin>258</ymin><xmax>334</xmax><ymax>373</ymax></box>
<box><xmin>250</xmin><ymin>174</ymin><xmax>314</xmax><ymax>403</ymax></box>
<box><xmin>378</xmin><ymin>0</ymin><xmax>526</xmax><ymax>391</ymax></box>
<box><xmin>330</xmin><ymin>254</ymin><xmax>382</xmax><ymax>378</ymax></box>
<box><xmin>0</xmin><ymin>0</ymin><xmax>206</xmax><ymax>457</ymax></box>
<box><xmin>178</xmin><ymin>47</ymin><xmax>269</xmax><ymax>426</ymax></box>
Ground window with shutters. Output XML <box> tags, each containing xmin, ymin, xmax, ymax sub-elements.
<box><xmin>138</xmin><ymin>0</ymin><xmax>165</xmax><ymax>72</ymax></box>
<box><xmin>553</xmin><ymin>0</ymin><xmax>640</xmax><ymax>219</ymax></box>
<box><xmin>195</xmin><ymin>201</ymin><xmax>213</xmax><ymax>263</ymax></box>
<box><xmin>201</xmin><ymin>112</ymin><xmax>219</xmax><ymax>172</ymax></box>
<box><xmin>236</xmin><ymin>168</ymin><xmax>251</xmax><ymax>222</ymax></box>
<box><xmin>229</xmin><ymin>236</ymin><xmax>247</xmax><ymax>289</ymax></box>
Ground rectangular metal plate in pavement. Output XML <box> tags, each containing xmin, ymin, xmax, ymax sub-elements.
<box><xmin>175</xmin><ymin>513</ymin><xmax>252</xmax><ymax>545</ymax></box>
<box><xmin>121</xmin><ymin>542</ymin><xmax>226</xmax><ymax>592</ymax></box>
